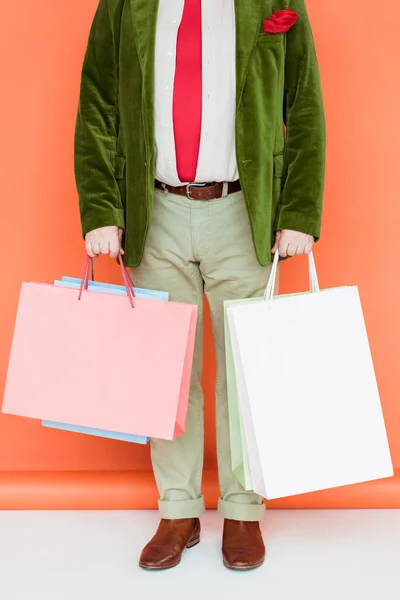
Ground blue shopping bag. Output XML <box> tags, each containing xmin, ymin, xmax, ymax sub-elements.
<box><xmin>59</xmin><ymin>277</ymin><xmax>169</xmax><ymax>301</ymax></box>
<box><xmin>41</xmin><ymin>277</ymin><xmax>169</xmax><ymax>444</ymax></box>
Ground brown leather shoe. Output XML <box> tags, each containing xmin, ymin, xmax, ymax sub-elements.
<box><xmin>139</xmin><ymin>518</ymin><xmax>200</xmax><ymax>570</ymax></box>
<box><xmin>222</xmin><ymin>519</ymin><xmax>265</xmax><ymax>570</ymax></box>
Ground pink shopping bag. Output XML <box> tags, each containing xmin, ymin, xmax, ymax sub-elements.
<box><xmin>2</xmin><ymin>255</ymin><xmax>197</xmax><ymax>440</ymax></box>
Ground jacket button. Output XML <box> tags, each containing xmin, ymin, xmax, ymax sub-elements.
<box><xmin>144</xmin><ymin>161</ymin><xmax>147</xmax><ymax>168</ymax></box>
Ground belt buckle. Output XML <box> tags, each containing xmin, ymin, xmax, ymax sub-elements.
<box><xmin>185</xmin><ymin>182</ymin><xmax>214</xmax><ymax>200</ymax></box>
<box><xmin>186</xmin><ymin>183</ymin><xmax>195</xmax><ymax>200</ymax></box>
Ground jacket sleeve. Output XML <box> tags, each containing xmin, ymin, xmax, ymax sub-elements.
<box><xmin>275</xmin><ymin>0</ymin><xmax>326</xmax><ymax>240</ymax></box>
<box><xmin>74</xmin><ymin>0</ymin><xmax>125</xmax><ymax>238</ymax></box>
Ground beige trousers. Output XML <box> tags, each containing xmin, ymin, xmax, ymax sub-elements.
<box><xmin>131</xmin><ymin>187</ymin><xmax>277</xmax><ymax>521</ymax></box>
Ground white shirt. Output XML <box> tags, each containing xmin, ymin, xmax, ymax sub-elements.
<box><xmin>154</xmin><ymin>0</ymin><xmax>238</xmax><ymax>186</ymax></box>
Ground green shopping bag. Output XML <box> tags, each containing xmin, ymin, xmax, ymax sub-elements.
<box><xmin>225</xmin><ymin>297</ymin><xmax>262</xmax><ymax>491</ymax></box>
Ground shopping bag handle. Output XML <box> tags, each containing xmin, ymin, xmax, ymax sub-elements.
<box><xmin>88</xmin><ymin>255</ymin><xmax>136</xmax><ymax>290</ymax></box>
<box><xmin>78</xmin><ymin>252</ymin><xmax>136</xmax><ymax>308</ymax></box>
<box><xmin>263</xmin><ymin>250</ymin><xmax>320</xmax><ymax>302</ymax></box>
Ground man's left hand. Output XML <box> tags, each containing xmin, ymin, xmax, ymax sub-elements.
<box><xmin>272</xmin><ymin>230</ymin><xmax>314</xmax><ymax>257</ymax></box>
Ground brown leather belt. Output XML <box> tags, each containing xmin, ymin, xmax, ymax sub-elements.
<box><xmin>155</xmin><ymin>179</ymin><xmax>241</xmax><ymax>201</ymax></box>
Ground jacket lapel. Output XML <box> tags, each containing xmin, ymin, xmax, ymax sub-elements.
<box><xmin>129</xmin><ymin>0</ymin><xmax>266</xmax><ymax>114</ymax></box>
<box><xmin>234</xmin><ymin>0</ymin><xmax>266</xmax><ymax>109</ymax></box>
<box><xmin>129</xmin><ymin>0</ymin><xmax>159</xmax><ymax>119</ymax></box>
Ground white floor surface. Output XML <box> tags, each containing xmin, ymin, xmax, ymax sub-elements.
<box><xmin>1</xmin><ymin>509</ymin><xmax>400</xmax><ymax>600</ymax></box>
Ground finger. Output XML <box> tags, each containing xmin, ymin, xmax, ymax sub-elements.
<box><xmin>118</xmin><ymin>229</ymin><xmax>125</xmax><ymax>255</ymax></box>
<box><xmin>278</xmin><ymin>240</ymin><xmax>288</xmax><ymax>258</ymax></box>
<box><xmin>99</xmin><ymin>240</ymin><xmax>110</xmax><ymax>255</ymax></box>
<box><xmin>85</xmin><ymin>239</ymin><xmax>97</xmax><ymax>259</ymax></box>
<box><xmin>271</xmin><ymin>232</ymin><xmax>280</xmax><ymax>253</ymax></box>
<box><xmin>296</xmin><ymin>244</ymin><xmax>305</xmax><ymax>256</ymax></box>
<box><xmin>109</xmin><ymin>237</ymin><xmax>120</xmax><ymax>259</ymax></box>
<box><xmin>90</xmin><ymin>240</ymin><xmax>101</xmax><ymax>256</ymax></box>
<box><xmin>287</xmin><ymin>243</ymin><xmax>297</xmax><ymax>257</ymax></box>
<box><xmin>304</xmin><ymin>241</ymin><xmax>313</xmax><ymax>255</ymax></box>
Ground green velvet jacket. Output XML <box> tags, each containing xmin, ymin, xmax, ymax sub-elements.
<box><xmin>74</xmin><ymin>0</ymin><xmax>326</xmax><ymax>267</ymax></box>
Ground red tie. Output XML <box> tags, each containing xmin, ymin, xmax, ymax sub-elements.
<box><xmin>173</xmin><ymin>0</ymin><xmax>202</xmax><ymax>183</ymax></box>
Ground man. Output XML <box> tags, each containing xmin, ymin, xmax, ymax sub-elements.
<box><xmin>74</xmin><ymin>0</ymin><xmax>326</xmax><ymax>571</ymax></box>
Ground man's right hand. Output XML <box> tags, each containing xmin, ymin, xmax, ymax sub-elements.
<box><xmin>85</xmin><ymin>226</ymin><xmax>124</xmax><ymax>259</ymax></box>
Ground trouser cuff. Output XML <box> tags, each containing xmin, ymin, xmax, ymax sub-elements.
<box><xmin>158</xmin><ymin>496</ymin><xmax>205</xmax><ymax>519</ymax></box>
<box><xmin>218</xmin><ymin>498</ymin><xmax>265</xmax><ymax>522</ymax></box>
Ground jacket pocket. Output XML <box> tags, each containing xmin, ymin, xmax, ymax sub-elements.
<box><xmin>257</xmin><ymin>32</ymin><xmax>284</xmax><ymax>44</ymax></box>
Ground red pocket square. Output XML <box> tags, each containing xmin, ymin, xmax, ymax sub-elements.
<box><xmin>264</xmin><ymin>9</ymin><xmax>299</xmax><ymax>34</ymax></box>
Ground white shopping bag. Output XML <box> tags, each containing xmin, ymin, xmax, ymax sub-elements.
<box><xmin>227</xmin><ymin>252</ymin><xmax>393</xmax><ymax>500</ymax></box>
